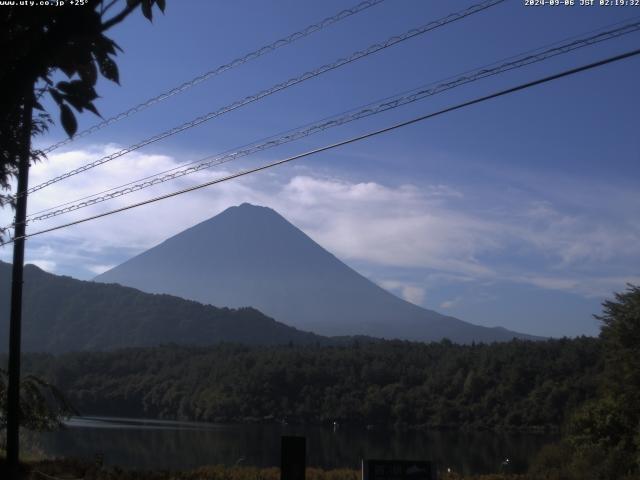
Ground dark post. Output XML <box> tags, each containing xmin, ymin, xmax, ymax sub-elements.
<box><xmin>6</xmin><ymin>87</ymin><xmax>34</xmax><ymax>477</ymax></box>
<box><xmin>281</xmin><ymin>436</ymin><xmax>306</xmax><ymax>480</ymax></box>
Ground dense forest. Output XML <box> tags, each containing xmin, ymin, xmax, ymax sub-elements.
<box><xmin>3</xmin><ymin>284</ymin><xmax>639</xmax><ymax>479</ymax></box>
<box><xmin>18</xmin><ymin>337</ymin><xmax>601</xmax><ymax>431</ymax></box>
<box><xmin>0</xmin><ymin>262</ymin><xmax>329</xmax><ymax>352</ymax></box>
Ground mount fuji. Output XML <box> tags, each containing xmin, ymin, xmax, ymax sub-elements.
<box><xmin>95</xmin><ymin>203</ymin><xmax>537</xmax><ymax>343</ymax></box>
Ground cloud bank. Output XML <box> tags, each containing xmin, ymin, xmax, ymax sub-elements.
<box><xmin>1</xmin><ymin>145</ymin><xmax>638</xmax><ymax>309</ymax></box>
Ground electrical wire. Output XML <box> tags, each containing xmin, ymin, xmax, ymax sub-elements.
<box><xmin>20</xmin><ymin>18</ymin><xmax>640</xmax><ymax>226</ymax></box>
<box><xmin>27</xmin><ymin>13</ymin><xmax>640</xmax><ymax>220</ymax></box>
<box><xmin>4</xmin><ymin>46</ymin><xmax>638</xmax><ymax>245</ymax></box>
<box><xmin>21</xmin><ymin>0</ymin><xmax>505</xmax><ymax>199</ymax></box>
<box><xmin>40</xmin><ymin>0</ymin><xmax>388</xmax><ymax>155</ymax></box>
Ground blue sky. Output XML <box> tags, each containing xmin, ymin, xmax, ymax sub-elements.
<box><xmin>2</xmin><ymin>0</ymin><xmax>639</xmax><ymax>337</ymax></box>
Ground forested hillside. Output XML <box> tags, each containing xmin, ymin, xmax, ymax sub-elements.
<box><xmin>20</xmin><ymin>337</ymin><xmax>601</xmax><ymax>430</ymax></box>
<box><xmin>0</xmin><ymin>262</ymin><xmax>327</xmax><ymax>352</ymax></box>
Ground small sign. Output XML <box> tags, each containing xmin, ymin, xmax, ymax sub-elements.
<box><xmin>281</xmin><ymin>436</ymin><xmax>306</xmax><ymax>480</ymax></box>
<box><xmin>363</xmin><ymin>460</ymin><xmax>434</xmax><ymax>480</ymax></box>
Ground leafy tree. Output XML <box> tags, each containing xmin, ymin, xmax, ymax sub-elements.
<box><xmin>0</xmin><ymin>0</ymin><xmax>166</xmax><ymax>228</ymax></box>
<box><xmin>530</xmin><ymin>285</ymin><xmax>640</xmax><ymax>479</ymax></box>
<box><xmin>0</xmin><ymin>368</ymin><xmax>75</xmax><ymax>433</ymax></box>
<box><xmin>17</xmin><ymin>336</ymin><xmax>602</xmax><ymax>431</ymax></box>
<box><xmin>597</xmin><ymin>284</ymin><xmax>640</xmax><ymax>405</ymax></box>
<box><xmin>0</xmin><ymin>2</ymin><xmax>167</xmax><ymax>471</ymax></box>
<box><xmin>570</xmin><ymin>284</ymin><xmax>640</xmax><ymax>477</ymax></box>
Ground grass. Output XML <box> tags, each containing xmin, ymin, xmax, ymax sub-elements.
<box><xmin>0</xmin><ymin>456</ymin><xmax>533</xmax><ymax>480</ymax></box>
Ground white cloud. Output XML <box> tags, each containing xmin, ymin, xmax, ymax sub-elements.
<box><xmin>423</xmin><ymin>184</ymin><xmax>464</xmax><ymax>198</ymax></box>
<box><xmin>28</xmin><ymin>259</ymin><xmax>57</xmax><ymax>273</ymax></box>
<box><xmin>0</xmin><ymin>145</ymin><xmax>265</xmax><ymax>254</ymax></box>
<box><xmin>515</xmin><ymin>274</ymin><xmax>640</xmax><ymax>298</ymax></box>
<box><xmin>280</xmin><ymin>175</ymin><xmax>498</xmax><ymax>276</ymax></box>
<box><xmin>514</xmin><ymin>201</ymin><xmax>640</xmax><ymax>266</ymax></box>
<box><xmin>402</xmin><ymin>286</ymin><xmax>426</xmax><ymax>306</ymax></box>
<box><xmin>2</xmin><ymin>145</ymin><xmax>638</xmax><ymax>300</ymax></box>
<box><xmin>378</xmin><ymin>280</ymin><xmax>426</xmax><ymax>306</ymax></box>
<box><xmin>440</xmin><ymin>298</ymin><xmax>461</xmax><ymax>309</ymax></box>
<box><xmin>87</xmin><ymin>264</ymin><xmax>117</xmax><ymax>275</ymax></box>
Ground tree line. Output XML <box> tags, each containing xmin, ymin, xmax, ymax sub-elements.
<box><xmin>17</xmin><ymin>336</ymin><xmax>601</xmax><ymax>432</ymax></box>
<box><xmin>3</xmin><ymin>285</ymin><xmax>638</xmax><ymax>479</ymax></box>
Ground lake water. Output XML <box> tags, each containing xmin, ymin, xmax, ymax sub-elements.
<box><xmin>37</xmin><ymin>417</ymin><xmax>556</xmax><ymax>475</ymax></box>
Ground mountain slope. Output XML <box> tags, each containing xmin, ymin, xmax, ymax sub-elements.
<box><xmin>0</xmin><ymin>261</ymin><xmax>326</xmax><ymax>353</ymax></box>
<box><xmin>95</xmin><ymin>203</ymin><xmax>536</xmax><ymax>343</ymax></box>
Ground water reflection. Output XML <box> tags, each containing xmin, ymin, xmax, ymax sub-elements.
<box><xmin>38</xmin><ymin>417</ymin><xmax>556</xmax><ymax>475</ymax></box>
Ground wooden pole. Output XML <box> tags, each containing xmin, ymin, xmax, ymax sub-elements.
<box><xmin>6</xmin><ymin>86</ymin><xmax>34</xmax><ymax>478</ymax></box>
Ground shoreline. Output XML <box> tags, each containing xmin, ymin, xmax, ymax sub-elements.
<box><xmin>63</xmin><ymin>415</ymin><xmax>562</xmax><ymax>435</ymax></box>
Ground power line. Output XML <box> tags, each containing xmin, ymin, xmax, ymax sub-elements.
<box><xmin>26</xmin><ymin>14</ymin><xmax>640</xmax><ymax>221</ymax></box>
<box><xmin>22</xmin><ymin>0</ymin><xmax>505</xmax><ymax>199</ymax></box>
<box><xmin>5</xmin><ymin>47</ymin><xmax>638</xmax><ymax>245</ymax></box>
<box><xmin>20</xmin><ymin>18</ymin><xmax>640</xmax><ymax>225</ymax></box>
<box><xmin>28</xmin><ymin>0</ymin><xmax>504</xmax><ymax>196</ymax></box>
<box><xmin>40</xmin><ymin>0</ymin><xmax>388</xmax><ymax>155</ymax></box>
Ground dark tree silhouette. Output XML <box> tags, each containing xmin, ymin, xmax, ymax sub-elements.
<box><xmin>0</xmin><ymin>367</ymin><xmax>76</xmax><ymax>432</ymax></box>
<box><xmin>530</xmin><ymin>285</ymin><xmax>640</xmax><ymax>480</ymax></box>
<box><xmin>17</xmin><ymin>337</ymin><xmax>602</xmax><ymax>431</ymax></box>
<box><xmin>0</xmin><ymin>0</ymin><xmax>166</xmax><ymax>223</ymax></box>
<box><xmin>597</xmin><ymin>284</ymin><xmax>640</xmax><ymax>405</ymax></box>
<box><xmin>0</xmin><ymin>2</ymin><xmax>166</xmax><ymax>474</ymax></box>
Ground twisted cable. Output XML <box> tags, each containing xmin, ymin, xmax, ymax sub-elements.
<box><xmin>24</xmin><ymin>0</ymin><xmax>505</xmax><ymax>198</ymax></box>
<box><xmin>22</xmin><ymin>18</ymin><xmax>640</xmax><ymax>225</ymax></box>
<box><xmin>40</xmin><ymin>0</ymin><xmax>388</xmax><ymax>154</ymax></box>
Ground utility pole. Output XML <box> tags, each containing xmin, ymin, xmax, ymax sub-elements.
<box><xmin>6</xmin><ymin>85</ymin><xmax>34</xmax><ymax>478</ymax></box>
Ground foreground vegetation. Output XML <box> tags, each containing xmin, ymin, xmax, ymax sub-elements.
<box><xmin>525</xmin><ymin>285</ymin><xmax>640</xmax><ymax>479</ymax></box>
<box><xmin>1</xmin><ymin>285</ymin><xmax>639</xmax><ymax>479</ymax></box>
<box><xmin>0</xmin><ymin>457</ymin><xmax>532</xmax><ymax>480</ymax></box>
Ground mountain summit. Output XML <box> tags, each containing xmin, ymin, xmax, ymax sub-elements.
<box><xmin>95</xmin><ymin>203</ymin><xmax>535</xmax><ymax>343</ymax></box>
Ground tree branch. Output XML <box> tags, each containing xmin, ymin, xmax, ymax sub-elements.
<box><xmin>101</xmin><ymin>0</ymin><xmax>121</xmax><ymax>17</ymax></box>
<box><xmin>101</xmin><ymin>0</ymin><xmax>141</xmax><ymax>32</ymax></box>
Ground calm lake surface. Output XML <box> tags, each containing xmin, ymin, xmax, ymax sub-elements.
<box><xmin>38</xmin><ymin>417</ymin><xmax>556</xmax><ymax>475</ymax></box>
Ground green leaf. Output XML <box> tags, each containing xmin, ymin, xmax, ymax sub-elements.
<box><xmin>63</xmin><ymin>80</ymin><xmax>99</xmax><ymax>101</ymax></box>
<box><xmin>56</xmin><ymin>81</ymin><xmax>72</xmax><ymax>94</ymax></box>
<box><xmin>141</xmin><ymin>0</ymin><xmax>153</xmax><ymax>21</ymax></box>
<box><xmin>93</xmin><ymin>36</ymin><xmax>119</xmax><ymax>56</ymax></box>
<box><xmin>85</xmin><ymin>101</ymin><xmax>101</xmax><ymax>118</ymax></box>
<box><xmin>156</xmin><ymin>0</ymin><xmax>166</xmax><ymax>13</ymax></box>
<box><xmin>62</xmin><ymin>94</ymin><xmax>84</xmax><ymax>113</ymax></box>
<box><xmin>49</xmin><ymin>88</ymin><xmax>64</xmax><ymax>105</ymax></box>
<box><xmin>60</xmin><ymin>104</ymin><xmax>78</xmax><ymax>137</ymax></box>
<box><xmin>54</xmin><ymin>44</ymin><xmax>87</xmax><ymax>78</ymax></box>
<box><xmin>59</xmin><ymin>64</ymin><xmax>76</xmax><ymax>78</ymax></box>
<box><xmin>55</xmin><ymin>80</ymin><xmax>99</xmax><ymax>114</ymax></box>
<box><xmin>99</xmin><ymin>56</ymin><xmax>120</xmax><ymax>84</ymax></box>
<box><xmin>78</xmin><ymin>61</ymin><xmax>98</xmax><ymax>86</ymax></box>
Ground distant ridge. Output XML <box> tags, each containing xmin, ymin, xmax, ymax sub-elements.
<box><xmin>0</xmin><ymin>261</ymin><xmax>329</xmax><ymax>353</ymax></box>
<box><xmin>96</xmin><ymin>203</ymin><xmax>538</xmax><ymax>343</ymax></box>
